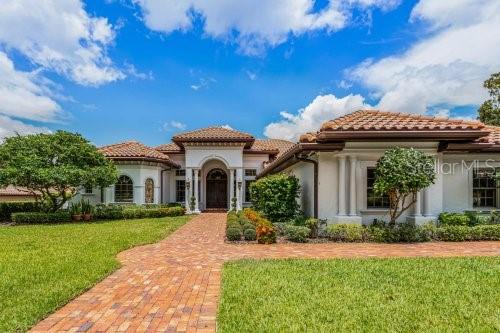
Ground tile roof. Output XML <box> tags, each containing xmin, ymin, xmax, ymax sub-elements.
<box><xmin>172</xmin><ymin>126</ymin><xmax>254</xmax><ymax>142</ymax></box>
<box><xmin>300</xmin><ymin>110</ymin><xmax>488</xmax><ymax>143</ymax></box>
<box><xmin>155</xmin><ymin>142</ymin><xmax>182</xmax><ymax>153</ymax></box>
<box><xmin>0</xmin><ymin>186</ymin><xmax>35</xmax><ymax>197</ymax></box>
<box><xmin>320</xmin><ymin>110</ymin><xmax>485</xmax><ymax>132</ymax></box>
<box><xmin>477</xmin><ymin>126</ymin><xmax>500</xmax><ymax>144</ymax></box>
<box><xmin>249</xmin><ymin>139</ymin><xmax>295</xmax><ymax>157</ymax></box>
<box><xmin>99</xmin><ymin>141</ymin><xmax>179</xmax><ymax>166</ymax></box>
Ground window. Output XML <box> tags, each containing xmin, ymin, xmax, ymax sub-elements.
<box><xmin>245</xmin><ymin>180</ymin><xmax>254</xmax><ymax>202</ymax></box>
<box><xmin>115</xmin><ymin>175</ymin><xmax>133</xmax><ymax>203</ymax></box>
<box><xmin>84</xmin><ymin>186</ymin><xmax>93</xmax><ymax>194</ymax></box>
<box><xmin>245</xmin><ymin>169</ymin><xmax>257</xmax><ymax>177</ymax></box>
<box><xmin>145</xmin><ymin>178</ymin><xmax>154</xmax><ymax>204</ymax></box>
<box><xmin>175</xmin><ymin>169</ymin><xmax>186</xmax><ymax>177</ymax></box>
<box><xmin>473</xmin><ymin>169</ymin><xmax>497</xmax><ymax>207</ymax></box>
<box><xmin>366</xmin><ymin>168</ymin><xmax>390</xmax><ymax>209</ymax></box>
<box><xmin>176</xmin><ymin>180</ymin><xmax>186</xmax><ymax>203</ymax></box>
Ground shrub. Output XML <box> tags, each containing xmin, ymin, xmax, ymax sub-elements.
<box><xmin>327</xmin><ymin>224</ymin><xmax>365</xmax><ymax>242</ymax></box>
<box><xmin>94</xmin><ymin>204</ymin><xmax>124</xmax><ymax>220</ymax></box>
<box><xmin>227</xmin><ymin>227</ymin><xmax>242</xmax><ymax>241</ymax></box>
<box><xmin>365</xmin><ymin>226</ymin><xmax>387</xmax><ymax>243</ymax></box>
<box><xmin>0</xmin><ymin>201</ymin><xmax>41</xmax><ymax>221</ymax></box>
<box><xmin>94</xmin><ymin>206</ymin><xmax>184</xmax><ymax>220</ymax></box>
<box><xmin>12</xmin><ymin>212</ymin><xmax>70</xmax><ymax>224</ymax></box>
<box><xmin>469</xmin><ymin>225</ymin><xmax>500</xmax><ymax>240</ymax></box>
<box><xmin>249</xmin><ymin>173</ymin><xmax>300</xmax><ymax>222</ymax></box>
<box><xmin>273</xmin><ymin>222</ymin><xmax>289</xmax><ymax>236</ymax></box>
<box><xmin>420</xmin><ymin>222</ymin><xmax>437</xmax><ymax>241</ymax></box>
<box><xmin>243</xmin><ymin>228</ymin><xmax>257</xmax><ymax>241</ymax></box>
<box><xmin>489</xmin><ymin>211</ymin><xmax>500</xmax><ymax>224</ymax></box>
<box><xmin>242</xmin><ymin>223</ymin><xmax>255</xmax><ymax>232</ymax></box>
<box><xmin>243</xmin><ymin>208</ymin><xmax>261</xmax><ymax>224</ymax></box>
<box><xmin>438</xmin><ymin>212</ymin><xmax>470</xmax><ymax>226</ymax></box>
<box><xmin>256</xmin><ymin>218</ymin><xmax>277</xmax><ymax>244</ymax></box>
<box><xmin>436</xmin><ymin>225</ymin><xmax>470</xmax><ymax>241</ymax></box>
<box><xmin>284</xmin><ymin>225</ymin><xmax>310</xmax><ymax>243</ymax></box>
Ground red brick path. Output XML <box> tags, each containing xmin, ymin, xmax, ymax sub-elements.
<box><xmin>31</xmin><ymin>213</ymin><xmax>500</xmax><ymax>332</ymax></box>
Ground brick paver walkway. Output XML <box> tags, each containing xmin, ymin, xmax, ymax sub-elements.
<box><xmin>31</xmin><ymin>213</ymin><xmax>500</xmax><ymax>333</ymax></box>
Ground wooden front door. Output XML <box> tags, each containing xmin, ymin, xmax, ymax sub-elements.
<box><xmin>206</xmin><ymin>168</ymin><xmax>228</xmax><ymax>209</ymax></box>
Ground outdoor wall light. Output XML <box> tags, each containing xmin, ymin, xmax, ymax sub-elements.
<box><xmin>237</xmin><ymin>181</ymin><xmax>242</xmax><ymax>190</ymax></box>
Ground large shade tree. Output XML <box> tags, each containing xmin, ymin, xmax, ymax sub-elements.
<box><xmin>374</xmin><ymin>147</ymin><xmax>435</xmax><ymax>224</ymax></box>
<box><xmin>478</xmin><ymin>72</ymin><xmax>500</xmax><ymax>125</ymax></box>
<box><xmin>0</xmin><ymin>131</ymin><xmax>117</xmax><ymax>212</ymax></box>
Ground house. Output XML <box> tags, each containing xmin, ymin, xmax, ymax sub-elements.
<box><xmin>0</xmin><ymin>186</ymin><xmax>37</xmax><ymax>202</ymax></box>
<box><xmin>76</xmin><ymin>110</ymin><xmax>500</xmax><ymax>225</ymax></box>
<box><xmin>260</xmin><ymin>110</ymin><xmax>500</xmax><ymax>224</ymax></box>
<box><xmin>83</xmin><ymin>127</ymin><xmax>294</xmax><ymax>213</ymax></box>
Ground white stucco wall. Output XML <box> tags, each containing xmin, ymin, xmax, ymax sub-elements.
<box><xmin>284</xmin><ymin>160</ymin><xmax>315</xmax><ymax>217</ymax></box>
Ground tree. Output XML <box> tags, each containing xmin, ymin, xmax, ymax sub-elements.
<box><xmin>249</xmin><ymin>173</ymin><xmax>300</xmax><ymax>222</ymax></box>
<box><xmin>478</xmin><ymin>72</ymin><xmax>500</xmax><ymax>125</ymax></box>
<box><xmin>0</xmin><ymin>131</ymin><xmax>118</xmax><ymax>212</ymax></box>
<box><xmin>374</xmin><ymin>148</ymin><xmax>435</xmax><ymax>224</ymax></box>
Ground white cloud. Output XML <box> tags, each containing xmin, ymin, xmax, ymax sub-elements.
<box><xmin>220</xmin><ymin>124</ymin><xmax>233</xmax><ymax>130</ymax></box>
<box><xmin>124</xmin><ymin>63</ymin><xmax>154</xmax><ymax>80</ymax></box>
<box><xmin>133</xmin><ymin>0</ymin><xmax>399</xmax><ymax>55</ymax></box>
<box><xmin>350</xmin><ymin>0</ymin><xmax>500</xmax><ymax>114</ymax></box>
<box><xmin>190</xmin><ymin>77</ymin><xmax>216</xmax><ymax>91</ymax></box>
<box><xmin>264</xmin><ymin>94</ymin><xmax>372</xmax><ymax>141</ymax></box>
<box><xmin>0</xmin><ymin>52</ymin><xmax>61</xmax><ymax>122</ymax></box>
<box><xmin>0</xmin><ymin>115</ymin><xmax>50</xmax><ymax>141</ymax></box>
<box><xmin>0</xmin><ymin>0</ymin><xmax>124</xmax><ymax>86</ymax></box>
<box><xmin>163</xmin><ymin>120</ymin><xmax>187</xmax><ymax>131</ymax></box>
<box><xmin>245</xmin><ymin>70</ymin><xmax>258</xmax><ymax>81</ymax></box>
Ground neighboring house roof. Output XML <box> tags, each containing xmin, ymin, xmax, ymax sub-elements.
<box><xmin>155</xmin><ymin>142</ymin><xmax>182</xmax><ymax>153</ymax></box>
<box><xmin>99</xmin><ymin>141</ymin><xmax>180</xmax><ymax>167</ymax></box>
<box><xmin>300</xmin><ymin>110</ymin><xmax>488</xmax><ymax>142</ymax></box>
<box><xmin>0</xmin><ymin>186</ymin><xmax>36</xmax><ymax>197</ymax></box>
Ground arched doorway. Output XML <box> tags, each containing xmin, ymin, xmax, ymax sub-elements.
<box><xmin>206</xmin><ymin>168</ymin><xmax>227</xmax><ymax>209</ymax></box>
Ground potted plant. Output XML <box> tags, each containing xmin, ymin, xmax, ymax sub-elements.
<box><xmin>70</xmin><ymin>202</ymin><xmax>82</xmax><ymax>221</ymax></box>
<box><xmin>81</xmin><ymin>199</ymin><xmax>93</xmax><ymax>221</ymax></box>
<box><xmin>189</xmin><ymin>196</ymin><xmax>196</xmax><ymax>213</ymax></box>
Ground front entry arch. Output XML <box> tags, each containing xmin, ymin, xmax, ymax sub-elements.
<box><xmin>206</xmin><ymin>168</ymin><xmax>228</xmax><ymax>209</ymax></box>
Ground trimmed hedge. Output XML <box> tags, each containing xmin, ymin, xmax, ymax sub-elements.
<box><xmin>327</xmin><ymin>224</ymin><xmax>365</xmax><ymax>242</ymax></box>
<box><xmin>284</xmin><ymin>225</ymin><xmax>310</xmax><ymax>243</ymax></box>
<box><xmin>94</xmin><ymin>205</ymin><xmax>185</xmax><ymax>220</ymax></box>
<box><xmin>12</xmin><ymin>212</ymin><xmax>70</xmax><ymax>224</ymax></box>
<box><xmin>0</xmin><ymin>201</ymin><xmax>41</xmax><ymax>221</ymax></box>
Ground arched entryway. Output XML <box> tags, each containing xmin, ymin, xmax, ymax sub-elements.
<box><xmin>206</xmin><ymin>168</ymin><xmax>228</xmax><ymax>209</ymax></box>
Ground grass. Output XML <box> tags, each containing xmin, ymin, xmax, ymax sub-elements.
<box><xmin>0</xmin><ymin>216</ymin><xmax>190</xmax><ymax>333</ymax></box>
<box><xmin>218</xmin><ymin>257</ymin><xmax>500</xmax><ymax>332</ymax></box>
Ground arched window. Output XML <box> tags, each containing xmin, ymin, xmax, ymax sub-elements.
<box><xmin>145</xmin><ymin>178</ymin><xmax>154</xmax><ymax>204</ymax></box>
<box><xmin>115</xmin><ymin>175</ymin><xmax>133</xmax><ymax>203</ymax></box>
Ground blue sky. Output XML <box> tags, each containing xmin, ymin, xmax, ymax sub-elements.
<box><xmin>0</xmin><ymin>0</ymin><xmax>498</xmax><ymax>146</ymax></box>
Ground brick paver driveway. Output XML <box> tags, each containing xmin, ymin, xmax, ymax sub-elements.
<box><xmin>31</xmin><ymin>213</ymin><xmax>500</xmax><ymax>332</ymax></box>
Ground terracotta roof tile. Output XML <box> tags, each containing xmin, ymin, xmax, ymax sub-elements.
<box><xmin>99</xmin><ymin>141</ymin><xmax>178</xmax><ymax>166</ymax></box>
<box><xmin>173</xmin><ymin>126</ymin><xmax>254</xmax><ymax>142</ymax></box>
<box><xmin>155</xmin><ymin>142</ymin><xmax>182</xmax><ymax>153</ymax></box>
<box><xmin>0</xmin><ymin>186</ymin><xmax>35</xmax><ymax>197</ymax></box>
<box><xmin>250</xmin><ymin>139</ymin><xmax>295</xmax><ymax>157</ymax></box>
<box><xmin>320</xmin><ymin>110</ymin><xmax>485</xmax><ymax>132</ymax></box>
<box><xmin>476</xmin><ymin>126</ymin><xmax>500</xmax><ymax>144</ymax></box>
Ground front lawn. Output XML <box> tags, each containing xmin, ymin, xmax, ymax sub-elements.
<box><xmin>218</xmin><ymin>257</ymin><xmax>500</xmax><ymax>332</ymax></box>
<box><xmin>0</xmin><ymin>216</ymin><xmax>190</xmax><ymax>333</ymax></box>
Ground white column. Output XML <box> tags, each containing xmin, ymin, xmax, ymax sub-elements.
<box><xmin>185</xmin><ymin>168</ymin><xmax>192</xmax><ymax>213</ymax></box>
<box><xmin>414</xmin><ymin>191</ymin><xmax>422</xmax><ymax>216</ymax></box>
<box><xmin>236</xmin><ymin>168</ymin><xmax>243</xmax><ymax>211</ymax></box>
<box><xmin>349</xmin><ymin>156</ymin><xmax>357</xmax><ymax>216</ymax></box>
<box><xmin>338</xmin><ymin>156</ymin><xmax>346</xmax><ymax>215</ymax></box>
<box><xmin>193</xmin><ymin>169</ymin><xmax>200</xmax><ymax>213</ymax></box>
<box><xmin>423</xmin><ymin>188</ymin><xmax>431</xmax><ymax>216</ymax></box>
<box><xmin>229</xmin><ymin>169</ymin><xmax>235</xmax><ymax>211</ymax></box>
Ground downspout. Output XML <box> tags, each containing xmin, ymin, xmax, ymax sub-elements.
<box><xmin>296</xmin><ymin>154</ymin><xmax>318</xmax><ymax>219</ymax></box>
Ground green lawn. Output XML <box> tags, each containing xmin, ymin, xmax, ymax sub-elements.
<box><xmin>218</xmin><ymin>257</ymin><xmax>500</xmax><ymax>332</ymax></box>
<box><xmin>0</xmin><ymin>216</ymin><xmax>190</xmax><ymax>333</ymax></box>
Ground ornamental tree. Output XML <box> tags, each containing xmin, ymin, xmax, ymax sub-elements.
<box><xmin>249</xmin><ymin>173</ymin><xmax>300</xmax><ymax>222</ymax></box>
<box><xmin>374</xmin><ymin>147</ymin><xmax>435</xmax><ymax>224</ymax></box>
<box><xmin>478</xmin><ymin>72</ymin><xmax>500</xmax><ymax>125</ymax></box>
<box><xmin>0</xmin><ymin>131</ymin><xmax>118</xmax><ymax>212</ymax></box>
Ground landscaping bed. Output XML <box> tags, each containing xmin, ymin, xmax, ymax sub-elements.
<box><xmin>218</xmin><ymin>257</ymin><xmax>500</xmax><ymax>332</ymax></box>
<box><xmin>0</xmin><ymin>215</ymin><xmax>190</xmax><ymax>333</ymax></box>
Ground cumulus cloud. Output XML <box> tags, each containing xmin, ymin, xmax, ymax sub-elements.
<box><xmin>133</xmin><ymin>0</ymin><xmax>399</xmax><ymax>55</ymax></box>
<box><xmin>163</xmin><ymin>120</ymin><xmax>187</xmax><ymax>131</ymax></box>
<box><xmin>264</xmin><ymin>94</ymin><xmax>372</xmax><ymax>141</ymax></box>
<box><xmin>349</xmin><ymin>0</ymin><xmax>500</xmax><ymax>114</ymax></box>
<box><xmin>0</xmin><ymin>115</ymin><xmax>50</xmax><ymax>140</ymax></box>
<box><xmin>0</xmin><ymin>0</ymin><xmax>124</xmax><ymax>86</ymax></box>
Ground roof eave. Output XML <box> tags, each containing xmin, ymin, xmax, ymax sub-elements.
<box><xmin>107</xmin><ymin>156</ymin><xmax>180</xmax><ymax>168</ymax></box>
<box><xmin>316</xmin><ymin>130</ymin><xmax>489</xmax><ymax>142</ymax></box>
